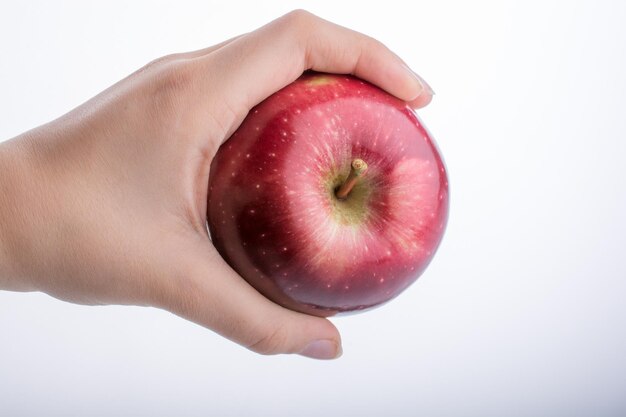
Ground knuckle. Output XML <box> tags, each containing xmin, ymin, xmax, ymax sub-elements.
<box><xmin>247</xmin><ymin>323</ymin><xmax>290</xmax><ymax>356</ymax></box>
<box><xmin>280</xmin><ymin>9</ymin><xmax>316</xmax><ymax>33</ymax></box>
<box><xmin>136</xmin><ymin>53</ymin><xmax>184</xmax><ymax>75</ymax></box>
<box><xmin>284</xmin><ymin>9</ymin><xmax>314</xmax><ymax>24</ymax></box>
<box><xmin>154</xmin><ymin>61</ymin><xmax>196</xmax><ymax>94</ymax></box>
<box><xmin>276</xmin><ymin>10</ymin><xmax>319</xmax><ymax>65</ymax></box>
<box><xmin>142</xmin><ymin>61</ymin><xmax>198</xmax><ymax>116</ymax></box>
<box><xmin>359</xmin><ymin>34</ymin><xmax>384</xmax><ymax>54</ymax></box>
<box><xmin>128</xmin><ymin>59</ymin><xmax>199</xmax><ymax>135</ymax></box>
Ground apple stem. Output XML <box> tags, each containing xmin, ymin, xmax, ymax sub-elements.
<box><xmin>336</xmin><ymin>158</ymin><xmax>368</xmax><ymax>200</ymax></box>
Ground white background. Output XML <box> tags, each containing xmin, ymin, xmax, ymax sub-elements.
<box><xmin>1</xmin><ymin>0</ymin><xmax>625</xmax><ymax>416</ymax></box>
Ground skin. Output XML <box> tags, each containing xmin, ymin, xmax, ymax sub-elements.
<box><xmin>0</xmin><ymin>10</ymin><xmax>433</xmax><ymax>360</ymax></box>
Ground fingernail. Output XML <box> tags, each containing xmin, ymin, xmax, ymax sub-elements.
<box><xmin>299</xmin><ymin>339</ymin><xmax>342</xmax><ymax>360</ymax></box>
<box><xmin>403</xmin><ymin>64</ymin><xmax>435</xmax><ymax>97</ymax></box>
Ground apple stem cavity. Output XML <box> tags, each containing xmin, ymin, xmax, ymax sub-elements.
<box><xmin>336</xmin><ymin>158</ymin><xmax>368</xmax><ymax>200</ymax></box>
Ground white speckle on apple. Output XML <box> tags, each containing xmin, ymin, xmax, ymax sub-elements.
<box><xmin>256</xmin><ymin>184</ymin><xmax>260</xmax><ymax>188</ymax></box>
<box><xmin>282</xmin><ymin>247</ymin><xmax>288</xmax><ymax>252</ymax></box>
<box><xmin>269</xmin><ymin>152</ymin><xmax>276</xmax><ymax>157</ymax></box>
<box><xmin>379</xmin><ymin>278</ymin><xmax>385</xmax><ymax>283</ymax></box>
<box><xmin>231</xmin><ymin>172</ymin><xmax>236</xmax><ymax>177</ymax></box>
<box><xmin>255</xmin><ymin>126</ymin><xmax>260</xmax><ymax>131</ymax></box>
<box><xmin>246</xmin><ymin>153</ymin><xmax>250</xmax><ymax>158</ymax></box>
<box><xmin>249</xmin><ymin>209</ymin><xmax>255</xmax><ymax>214</ymax></box>
<box><xmin>386</xmin><ymin>250</ymin><xmax>392</xmax><ymax>256</ymax></box>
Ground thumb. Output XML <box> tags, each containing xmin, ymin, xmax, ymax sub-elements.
<box><xmin>154</xmin><ymin>240</ymin><xmax>342</xmax><ymax>360</ymax></box>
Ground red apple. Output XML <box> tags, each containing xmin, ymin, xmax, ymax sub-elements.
<box><xmin>207</xmin><ymin>72</ymin><xmax>448</xmax><ymax>317</ymax></box>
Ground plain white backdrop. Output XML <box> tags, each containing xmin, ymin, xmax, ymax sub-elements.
<box><xmin>1</xmin><ymin>0</ymin><xmax>625</xmax><ymax>416</ymax></box>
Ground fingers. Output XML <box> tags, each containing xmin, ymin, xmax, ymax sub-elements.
<box><xmin>200</xmin><ymin>10</ymin><xmax>433</xmax><ymax>116</ymax></box>
<box><xmin>155</xmin><ymin>240</ymin><xmax>342</xmax><ymax>359</ymax></box>
<box><xmin>409</xmin><ymin>91</ymin><xmax>434</xmax><ymax>109</ymax></box>
<box><xmin>407</xmin><ymin>74</ymin><xmax>435</xmax><ymax>108</ymax></box>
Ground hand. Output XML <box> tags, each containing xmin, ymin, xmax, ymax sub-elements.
<box><xmin>0</xmin><ymin>10</ymin><xmax>434</xmax><ymax>359</ymax></box>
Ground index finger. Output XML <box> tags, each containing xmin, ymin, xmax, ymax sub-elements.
<box><xmin>200</xmin><ymin>10</ymin><xmax>432</xmax><ymax>120</ymax></box>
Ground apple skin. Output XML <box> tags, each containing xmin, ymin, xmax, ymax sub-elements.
<box><xmin>207</xmin><ymin>72</ymin><xmax>448</xmax><ymax>317</ymax></box>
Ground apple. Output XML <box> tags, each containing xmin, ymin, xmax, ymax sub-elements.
<box><xmin>207</xmin><ymin>72</ymin><xmax>448</xmax><ymax>317</ymax></box>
